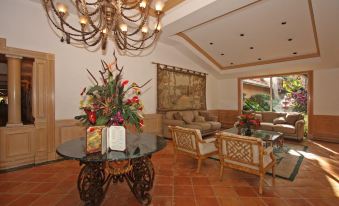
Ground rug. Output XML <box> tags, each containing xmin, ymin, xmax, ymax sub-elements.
<box><xmin>210</xmin><ymin>143</ymin><xmax>308</xmax><ymax>181</ymax></box>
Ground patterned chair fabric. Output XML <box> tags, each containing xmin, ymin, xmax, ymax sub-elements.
<box><xmin>169</xmin><ymin>126</ymin><xmax>218</xmax><ymax>173</ymax></box>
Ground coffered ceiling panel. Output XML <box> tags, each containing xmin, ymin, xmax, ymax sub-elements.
<box><xmin>179</xmin><ymin>0</ymin><xmax>319</xmax><ymax>70</ymax></box>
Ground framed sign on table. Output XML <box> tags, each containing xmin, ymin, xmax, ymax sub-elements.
<box><xmin>156</xmin><ymin>63</ymin><xmax>207</xmax><ymax>112</ymax></box>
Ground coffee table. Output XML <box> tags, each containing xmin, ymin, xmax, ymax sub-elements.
<box><xmin>221</xmin><ymin>127</ymin><xmax>284</xmax><ymax>148</ymax></box>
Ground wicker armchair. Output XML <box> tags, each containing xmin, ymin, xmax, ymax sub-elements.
<box><xmin>169</xmin><ymin>126</ymin><xmax>218</xmax><ymax>173</ymax></box>
<box><xmin>215</xmin><ymin>132</ymin><xmax>276</xmax><ymax>194</ymax></box>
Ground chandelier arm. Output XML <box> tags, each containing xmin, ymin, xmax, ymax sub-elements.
<box><xmin>125</xmin><ymin>14</ymin><xmax>159</xmax><ymax>37</ymax></box>
<box><xmin>114</xmin><ymin>30</ymin><xmax>126</xmax><ymax>50</ymax></box>
<box><xmin>121</xmin><ymin>0</ymin><xmax>143</xmax><ymax>10</ymax></box>
<box><xmin>77</xmin><ymin>28</ymin><xmax>104</xmax><ymax>46</ymax></box>
<box><xmin>48</xmin><ymin>1</ymin><xmax>101</xmax><ymax>35</ymax></box>
<box><xmin>64</xmin><ymin>28</ymin><xmax>102</xmax><ymax>44</ymax></box>
<box><xmin>122</xmin><ymin>7</ymin><xmax>152</xmax><ymax>36</ymax></box>
<box><xmin>74</xmin><ymin>0</ymin><xmax>103</xmax><ymax>32</ymax></box>
<box><xmin>116</xmin><ymin>30</ymin><xmax>151</xmax><ymax>50</ymax></box>
<box><xmin>124</xmin><ymin>30</ymin><xmax>158</xmax><ymax>44</ymax></box>
<box><xmin>121</xmin><ymin>12</ymin><xmax>143</xmax><ymax>23</ymax></box>
<box><xmin>74</xmin><ymin>3</ymin><xmax>101</xmax><ymax>17</ymax></box>
<box><xmin>77</xmin><ymin>0</ymin><xmax>102</xmax><ymax>6</ymax></box>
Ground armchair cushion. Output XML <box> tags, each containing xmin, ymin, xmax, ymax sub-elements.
<box><xmin>199</xmin><ymin>141</ymin><xmax>217</xmax><ymax>155</ymax></box>
<box><xmin>273</xmin><ymin>124</ymin><xmax>295</xmax><ymax>134</ymax></box>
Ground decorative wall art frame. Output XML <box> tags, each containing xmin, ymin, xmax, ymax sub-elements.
<box><xmin>155</xmin><ymin>63</ymin><xmax>207</xmax><ymax>111</ymax></box>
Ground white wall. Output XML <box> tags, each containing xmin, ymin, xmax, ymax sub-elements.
<box><xmin>0</xmin><ymin>0</ymin><xmax>219</xmax><ymax>119</ymax></box>
<box><xmin>314</xmin><ymin>68</ymin><xmax>339</xmax><ymax>115</ymax></box>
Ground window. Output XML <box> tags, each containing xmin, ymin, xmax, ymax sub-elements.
<box><xmin>242</xmin><ymin>74</ymin><xmax>308</xmax><ymax>114</ymax></box>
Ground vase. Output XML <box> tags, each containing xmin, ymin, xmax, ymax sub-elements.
<box><xmin>244</xmin><ymin>127</ymin><xmax>252</xmax><ymax>136</ymax></box>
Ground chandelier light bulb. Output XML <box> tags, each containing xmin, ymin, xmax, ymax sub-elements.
<box><xmin>102</xmin><ymin>28</ymin><xmax>108</xmax><ymax>34</ymax></box>
<box><xmin>56</xmin><ymin>2</ymin><xmax>67</xmax><ymax>14</ymax></box>
<box><xmin>139</xmin><ymin>0</ymin><xmax>147</xmax><ymax>9</ymax></box>
<box><xmin>141</xmin><ymin>25</ymin><xmax>149</xmax><ymax>34</ymax></box>
<box><xmin>79</xmin><ymin>16</ymin><xmax>88</xmax><ymax>25</ymax></box>
<box><xmin>120</xmin><ymin>23</ymin><xmax>128</xmax><ymax>32</ymax></box>
<box><xmin>156</xmin><ymin>23</ymin><xmax>161</xmax><ymax>31</ymax></box>
<box><xmin>155</xmin><ymin>1</ymin><xmax>164</xmax><ymax>12</ymax></box>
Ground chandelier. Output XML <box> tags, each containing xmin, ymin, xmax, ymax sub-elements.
<box><xmin>42</xmin><ymin>0</ymin><xmax>164</xmax><ymax>52</ymax></box>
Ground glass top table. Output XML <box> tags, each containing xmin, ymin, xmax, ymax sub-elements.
<box><xmin>56</xmin><ymin>133</ymin><xmax>167</xmax><ymax>206</ymax></box>
<box><xmin>56</xmin><ymin>132</ymin><xmax>167</xmax><ymax>162</ymax></box>
<box><xmin>221</xmin><ymin>127</ymin><xmax>284</xmax><ymax>147</ymax></box>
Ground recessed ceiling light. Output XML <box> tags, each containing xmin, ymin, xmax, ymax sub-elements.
<box><xmin>293</xmin><ymin>52</ymin><xmax>298</xmax><ymax>55</ymax></box>
<box><xmin>220</xmin><ymin>53</ymin><xmax>224</xmax><ymax>56</ymax></box>
<box><xmin>209</xmin><ymin>42</ymin><xmax>214</xmax><ymax>45</ymax></box>
<box><xmin>288</xmin><ymin>38</ymin><xmax>293</xmax><ymax>41</ymax></box>
<box><xmin>240</xmin><ymin>33</ymin><xmax>245</xmax><ymax>37</ymax></box>
<box><xmin>250</xmin><ymin>47</ymin><xmax>254</xmax><ymax>49</ymax></box>
<box><xmin>230</xmin><ymin>62</ymin><xmax>234</xmax><ymax>65</ymax></box>
<box><xmin>258</xmin><ymin>58</ymin><xmax>262</xmax><ymax>61</ymax></box>
<box><xmin>281</xmin><ymin>21</ymin><xmax>287</xmax><ymax>25</ymax></box>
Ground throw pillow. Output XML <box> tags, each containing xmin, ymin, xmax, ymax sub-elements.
<box><xmin>194</xmin><ymin>116</ymin><xmax>205</xmax><ymax>122</ymax></box>
<box><xmin>173</xmin><ymin>112</ymin><xmax>182</xmax><ymax>120</ymax></box>
<box><xmin>285</xmin><ymin>113</ymin><xmax>300</xmax><ymax>125</ymax></box>
<box><xmin>273</xmin><ymin>117</ymin><xmax>286</xmax><ymax>125</ymax></box>
<box><xmin>182</xmin><ymin>115</ymin><xmax>193</xmax><ymax>124</ymax></box>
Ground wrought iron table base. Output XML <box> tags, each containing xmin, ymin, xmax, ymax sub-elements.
<box><xmin>77</xmin><ymin>156</ymin><xmax>154</xmax><ymax>206</ymax></box>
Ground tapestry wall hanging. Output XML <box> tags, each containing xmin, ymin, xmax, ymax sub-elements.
<box><xmin>156</xmin><ymin>63</ymin><xmax>207</xmax><ymax>111</ymax></box>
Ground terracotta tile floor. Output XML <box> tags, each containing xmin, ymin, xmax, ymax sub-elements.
<box><xmin>0</xmin><ymin>139</ymin><xmax>338</xmax><ymax>206</ymax></box>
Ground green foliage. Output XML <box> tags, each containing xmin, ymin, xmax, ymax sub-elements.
<box><xmin>243</xmin><ymin>94</ymin><xmax>270</xmax><ymax>111</ymax></box>
<box><xmin>282</xmin><ymin>76</ymin><xmax>307</xmax><ymax>113</ymax></box>
<box><xmin>282</xmin><ymin>76</ymin><xmax>303</xmax><ymax>93</ymax></box>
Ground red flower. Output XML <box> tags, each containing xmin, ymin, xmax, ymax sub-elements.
<box><xmin>121</xmin><ymin>80</ymin><xmax>129</xmax><ymax>87</ymax></box>
<box><xmin>239</xmin><ymin>122</ymin><xmax>245</xmax><ymax>126</ymax></box>
<box><xmin>85</xmin><ymin>109</ymin><xmax>97</xmax><ymax>125</ymax></box>
<box><xmin>132</xmin><ymin>96</ymin><xmax>139</xmax><ymax>103</ymax></box>
<box><xmin>126</xmin><ymin>99</ymin><xmax>132</xmax><ymax>105</ymax></box>
<box><xmin>139</xmin><ymin>119</ymin><xmax>144</xmax><ymax>127</ymax></box>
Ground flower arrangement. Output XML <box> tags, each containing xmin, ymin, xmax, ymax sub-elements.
<box><xmin>75</xmin><ymin>52</ymin><xmax>150</xmax><ymax>132</ymax></box>
<box><xmin>236</xmin><ymin>114</ymin><xmax>261</xmax><ymax>135</ymax></box>
<box><xmin>238</xmin><ymin>114</ymin><xmax>261</xmax><ymax>128</ymax></box>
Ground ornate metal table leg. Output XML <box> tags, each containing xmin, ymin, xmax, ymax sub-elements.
<box><xmin>125</xmin><ymin>156</ymin><xmax>155</xmax><ymax>205</ymax></box>
<box><xmin>77</xmin><ymin>161</ymin><xmax>106</xmax><ymax>206</ymax></box>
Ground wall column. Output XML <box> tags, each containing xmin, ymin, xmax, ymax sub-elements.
<box><xmin>6</xmin><ymin>55</ymin><xmax>23</xmax><ymax>126</ymax></box>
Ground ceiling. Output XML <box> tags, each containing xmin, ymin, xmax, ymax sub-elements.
<box><xmin>158</xmin><ymin>0</ymin><xmax>339</xmax><ymax>76</ymax></box>
<box><xmin>178</xmin><ymin>0</ymin><xmax>319</xmax><ymax>70</ymax></box>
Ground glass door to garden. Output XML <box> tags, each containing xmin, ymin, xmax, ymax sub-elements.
<box><xmin>241</xmin><ymin>74</ymin><xmax>308</xmax><ymax>134</ymax></box>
